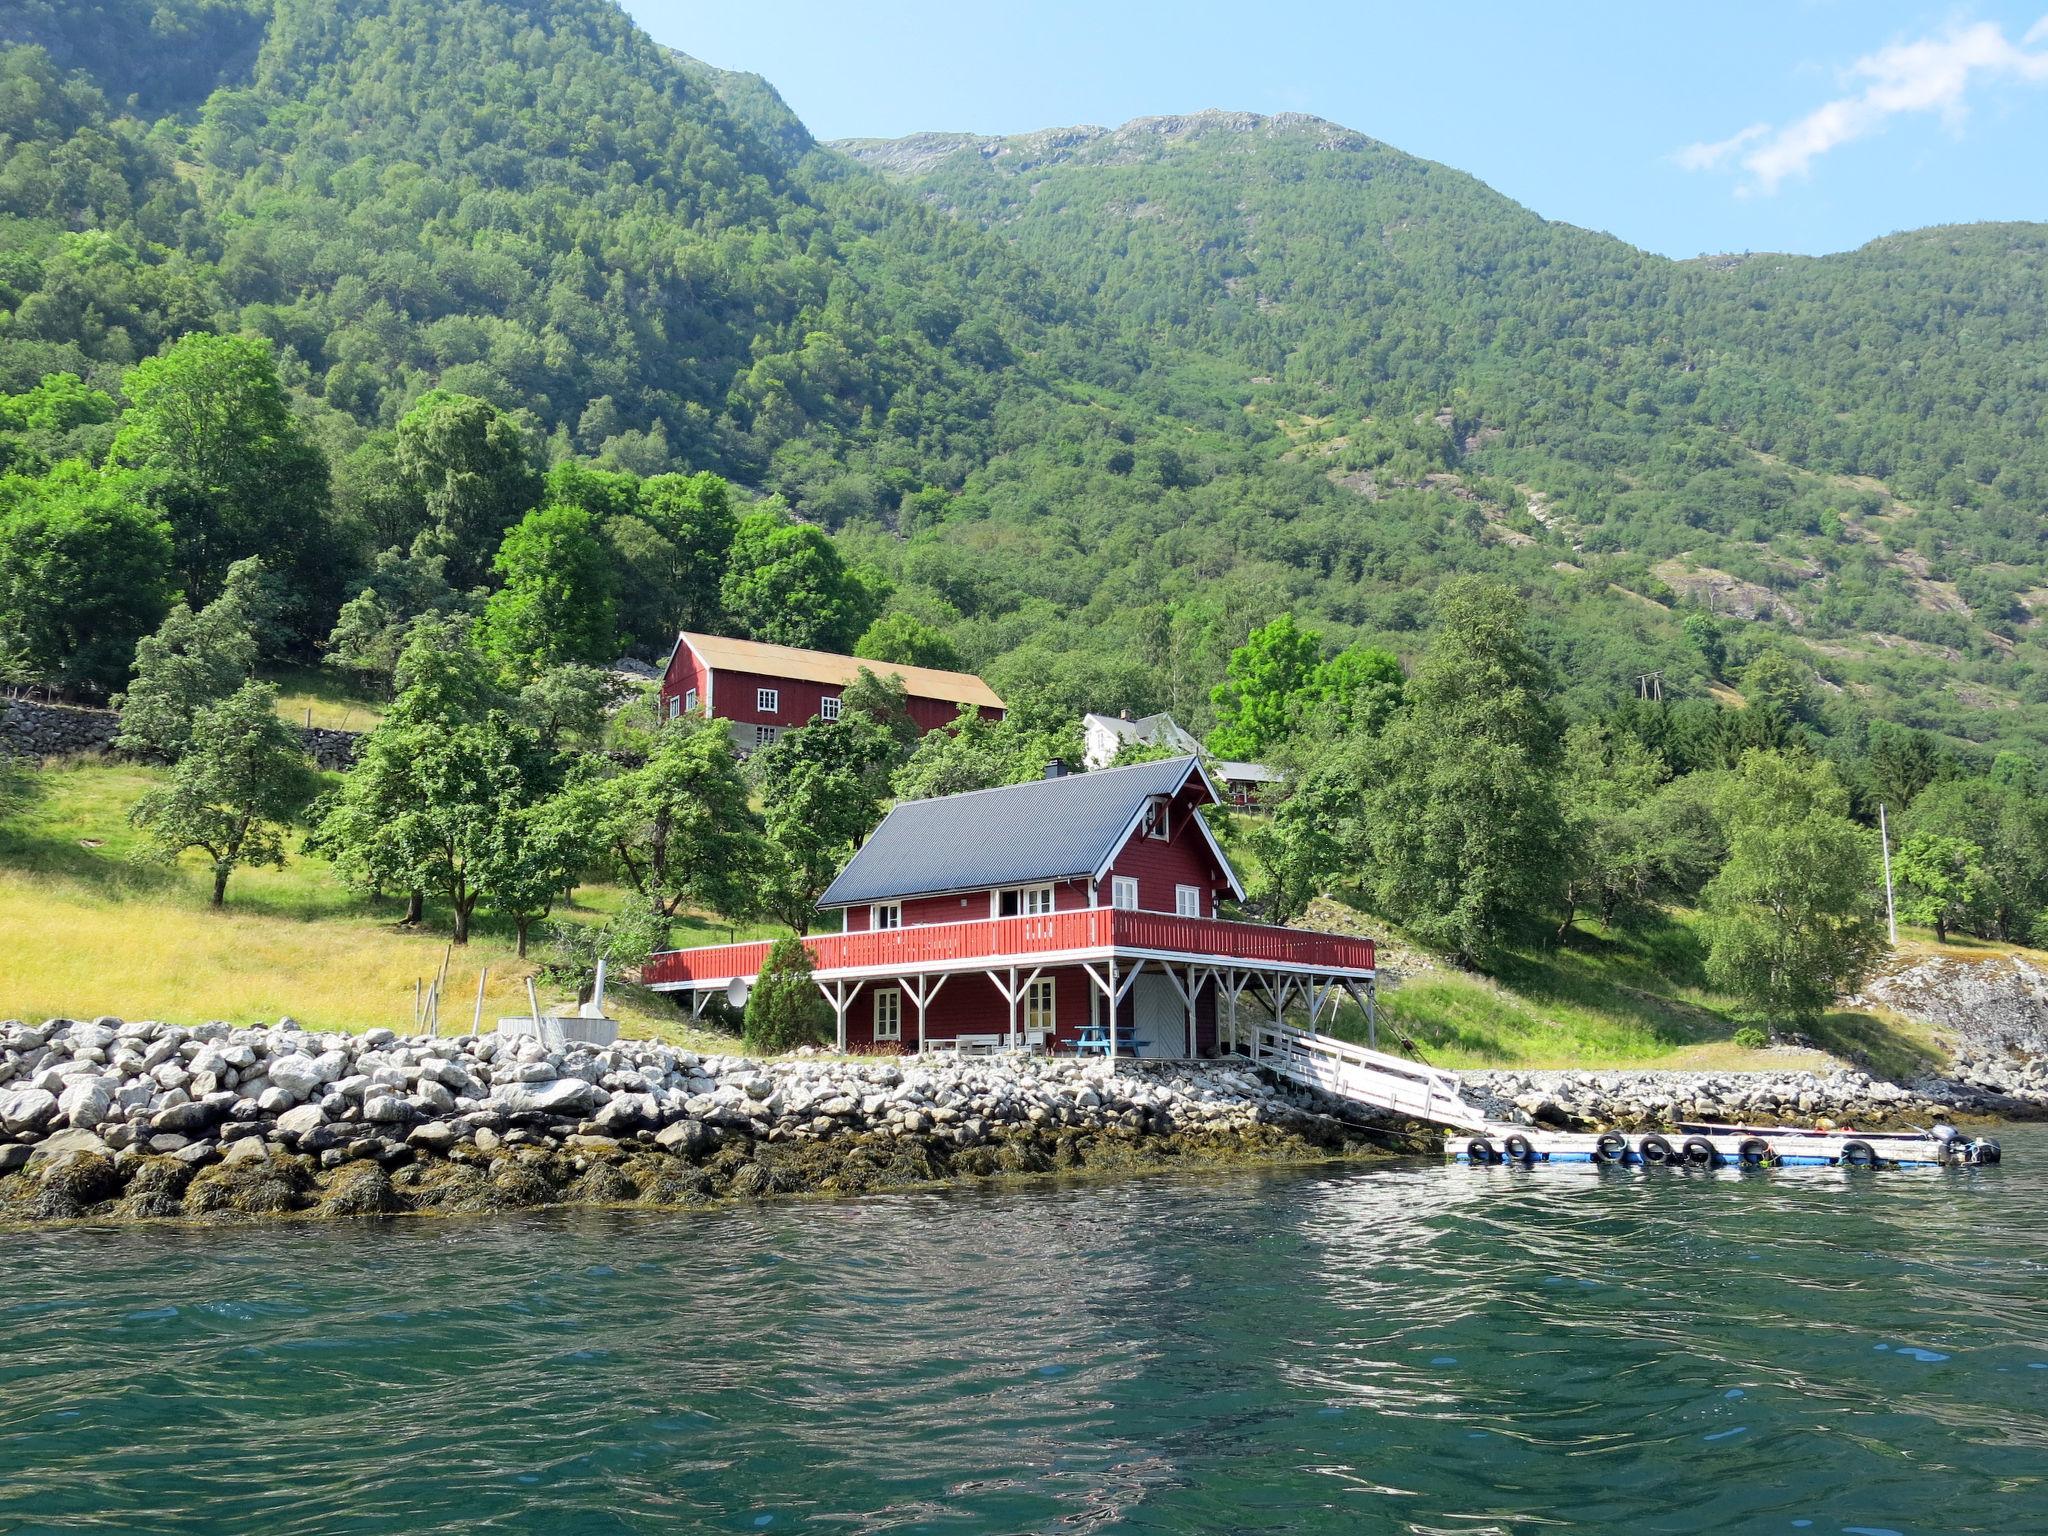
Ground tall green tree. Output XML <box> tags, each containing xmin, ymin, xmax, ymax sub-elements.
<box><xmin>1899</xmin><ymin>777</ymin><xmax>2048</xmax><ymax>942</ymax></box>
<box><xmin>1208</xmin><ymin>613</ymin><xmax>1322</xmax><ymax>759</ymax></box>
<box><xmin>720</xmin><ymin>508</ymin><xmax>875</xmax><ymax>653</ymax></box>
<box><xmin>395</xmin><ymin>391</ymin><xmax>541</xmax><ymax>588</ymax></box>
<box><xmin>0</xmin><ymin>462</ymin><xmax>174</xmax><ymax>695</ymax></box>
<box><xmin>571</xmin><ymin>713</ymin><xmax>765</xmax><ymax>937</ymax></box>
<box><xmin>310</xmin><ymin>618</ymin><xmax>559</xmax><ymax>943</ymax></box>
<box><xmin>855</xmin><ymin>612</ymin><xmax>964</xmax><ymax>671</ymax></box>
<box><xmin>1305</xmin><ymin>643</ymin><xmax>1405</xmax><ymax>738</ymax></box>
<box><xmin>1360</xmin><ymin>579</ymin><xmax>1565</xmax><ymax>967</ymax></box>
<box><xmin>108</xmin><ymin>333</ymin><xmax>336</xmax><ymax>626</ymax></box>
<box><xmin>1700</xmin><ymin>752</ymin><xmax>1883</xmax><ymax>1025</ymax></box>
<box><xmin>1891</xmin><ymin>832</ymin><xmax>1993</xmax><ymax>944</ymax></box>
<box><xmin>129</xmin><ymin>681</ymin><xmax>311</xmax><ymax>905</ymax></box>
<box><xmin>478</xmin><ymin>505</ymin><xmax>618</xmax><ymax>676</ymax></box>
<box><xmin>113</xmin><ymin>555</ymin><xmax>274</xmax><ymax>759</ymax></box>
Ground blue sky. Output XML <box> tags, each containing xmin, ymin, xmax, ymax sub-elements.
<box><xmin>624</xmin><ymin>1</ymin><xmax>2048</xmax><ymax>258</ymax></box>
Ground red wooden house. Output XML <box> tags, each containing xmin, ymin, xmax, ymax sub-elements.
<box><xmin>644</xmin><ymin>756</ymin><xmax>1376</xmax><ymax>1058</ymax></box>
<box><xmin>658</xmin><ymin>632</ymin><xmax>1005</xmax><ymax>754</ymax></box>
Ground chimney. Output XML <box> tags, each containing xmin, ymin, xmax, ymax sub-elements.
<box><xmin>1043</xmin><ymin>759</ymin><xmax>1070</xmax><ymax>780</ymax></box>
<box><xmin>1119</xmin><ymin>709</ymin><xmax>1132</xmax><ymax>721</ymax></box>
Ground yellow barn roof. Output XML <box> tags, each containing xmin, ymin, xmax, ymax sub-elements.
<box><xmin>679</xmin><ymin>633</ymin><xmax>1004</xmax><ymax>711</ymax></box>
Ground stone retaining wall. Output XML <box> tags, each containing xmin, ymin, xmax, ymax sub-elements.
<box><xmin>0</xmin><ymin>700</ymin><xmax>360</xmax><ymax>769</ymax></box>
<box><xmin>0</xmin><ymin>1018</ymin><xmax>1385</xmax><ymax>1224</ymax></box>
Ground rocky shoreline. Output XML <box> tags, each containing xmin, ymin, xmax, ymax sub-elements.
<box><xmin>1462</xmin><ymin>1061</ymin><xmax>2045</xmax><ymax>1131</ymax></box>
<box><xmin>0</xmin><ymin>1018</ymin><xmax>1390</xmax><ymax>1225</ymax></box>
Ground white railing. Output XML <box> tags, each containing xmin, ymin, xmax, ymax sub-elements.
<box><xmin>1251</xmin><ymin>1020</ymin><xmax>1490</xmax><ymax>1132</ymax></box>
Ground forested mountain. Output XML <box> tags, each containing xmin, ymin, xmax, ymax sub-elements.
<box><xmin>3</xmin><ymin>0</ymin><xmax>2047</xmax><ymax>760</ymax></box>
<box><xmin>839</xmin><ymin>113</ymin><xmax>2048</xmax><ymax>741</ymax></box>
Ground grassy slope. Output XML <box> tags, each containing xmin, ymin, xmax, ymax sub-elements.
<box><xmin>260</xmin><ymin>665</ymin><xmax>386</xmax><ymax>732</ymax></box>
<box><xmin>1210</xmin><ymin>813</ymin><xmax>1954</xmax><ymax>1078</ymax></box>
<box><xmin>0</xmin><ymin>760</ymin><xmax>765</xmax><ymax>1046</ymax></box>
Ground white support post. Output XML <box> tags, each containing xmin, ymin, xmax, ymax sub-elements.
<box><xmin>1108</xmin><ymin>958</ymin><xmax>1118</xmax><ymax>1061</ymax></box>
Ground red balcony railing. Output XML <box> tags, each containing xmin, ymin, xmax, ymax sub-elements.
<box><xmin>642</xmin><ymin>909</ymin><xmax>1373</xmax><ymax>988</ymax></box>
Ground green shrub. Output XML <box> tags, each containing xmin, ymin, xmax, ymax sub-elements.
<box><xmin>1732</xmin><ymin>1025</ymin><xmax>1769</xmax><ymax>1051</ymax></box>
<box><xmin>743</xmin><ymin>936</ymin><xmax>831</xmax><ymax>1054</ymax></box>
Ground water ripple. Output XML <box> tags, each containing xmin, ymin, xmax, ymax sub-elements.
<box><xmin>1</xmin><ymin>1131</ymin><xmax>2043</xmax><ymax>1533</ymax></box>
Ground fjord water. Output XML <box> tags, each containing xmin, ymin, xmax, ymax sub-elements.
<box><xmin>3</xmin><ymin>1132</ymin><xmax>2043</xmax><ymax>1536</ymax></box>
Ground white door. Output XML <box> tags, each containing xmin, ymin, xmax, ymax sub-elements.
<box><xmin>1132</xmin><ymin>972</ymin><xmax>1188</xmax><ymax>1058</ymax></box>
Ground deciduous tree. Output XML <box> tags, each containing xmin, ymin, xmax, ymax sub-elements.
<box><xmin>130</xmin><ymin>681</ymin><xmax>311</xmax><ymax>905</ymax></box>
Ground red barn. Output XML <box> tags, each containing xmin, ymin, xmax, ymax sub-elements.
<box><xmin>658</xmin><ymin>632</ymin><xmax>1005</xmax><ymax>753</ymax></box>
<box><xmin>645</xmin><ymin>756</ymin><xmax>1376</xmax><ymax>1059</ymax></box>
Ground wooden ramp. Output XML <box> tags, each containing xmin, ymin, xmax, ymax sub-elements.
<box><xmin>1248</xmin><ymin>1020</ymin><xmax>1493</xmax><ymax>1132</ymax></box>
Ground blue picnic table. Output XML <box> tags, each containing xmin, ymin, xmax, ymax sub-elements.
<box><xmin>1073</xmin><ymin>1023</ymin><xmax>1148</xmax><ymax>1057</ymax></box>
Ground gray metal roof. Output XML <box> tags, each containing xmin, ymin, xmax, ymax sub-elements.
<box><xmin>818</xmin><ymin>756</ymin><xmax>1204</xmax><ymax>908</ymax></box>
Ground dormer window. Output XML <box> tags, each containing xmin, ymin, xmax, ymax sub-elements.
<box><xmin>1142</xmin><ymin>796</ymin><xmax>1170</xmax><ymax>840</ymax></box>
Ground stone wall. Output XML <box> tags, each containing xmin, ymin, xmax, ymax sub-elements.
<box><xmin>0</xmin><ymin>698</ymin><xmax>359</xmax><ymax>769</ymax></box>
<box><xmin>0</xmin><ymin>699</ymin><xmax>121</xmax><ymax>758</ymax></box>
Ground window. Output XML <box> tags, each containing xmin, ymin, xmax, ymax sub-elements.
<box><xmin>684</xmin><ymin>688</ymin><xmax>698</xmax><ymax>714</ymax></box>
<box><xmin>667</xmin><ymin>694</ymin><xmax>681</xmax><ymax>720</ymax></box>
<box><xmin>871</xmin><ymin>902</ymin><xmax>901</xmax><ymax>931</ymax></box>
<box><xmin>873</xmin><ymin>988</ymin><xmax>902</xmax><ymax>1042</ymax></box>
<box><xmin>1142</xmin><ymin>796</ymin><xmax>1171</xmax><ymax>840</ymax></box>
<box><xmin>999</xmin><ymin>884</ymin><xmax>1054</xmax><ymax>917</ymax></box>
<box><xmin>757</xmin><ymin>687</ymin><xmax>779</xmax><ymax>714</ymax></box>
<box><xmin>819</xmin><ymin>694</ymin><xmax>841</xmax><ymax>721</ymax></box>
<box><xmin>1176</xmin><ymin>884</ymin><xmax>1203</xmax><ymax>918</ymax></box>
<box><xmin>1111</xmin><ymin>876</ymin><xmax>1139</xmax><ymax>910</ymax></box>
<box><xmin>753</xmin><ymin>725</ymin><xmax>781</xmax><ymax>748</ymax></box>
<box><xmin>1023</xmin><ymin>977</ymin><xmax>1056</xmax><ymax>1034</ymax></box>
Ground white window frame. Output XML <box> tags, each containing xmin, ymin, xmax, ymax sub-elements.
<box><xmin>1111</xmin><ymin>876</ymin><xmax>1139</xmax><ymax>911</ymax></box>
<box><xmin>757</xmin><ymin>687</ymin><xmax>779</xmax><ymax>714</ymax></box>
<box><xmin>873</xmin><ymin>988</ymin><xmax>902</xmax><ymax>1042</ymax></box>
<box><xmin>871</xmin><ymin>902</ymin><xmax>901</xmax><ymax>931</ymax></box>
<box><xmin>684</xmin><ymin>687</ymin><xmax>698</xmax><ymax>714</ymax></box>
<box><xmin>1023</xmin><ymin>977</ymin><xmax>1056</xmax><ymax>1034</ymax></box>
<box><xmin>753</xmin><ymin>724</ymin><xmax>780</xmax><ymax>748</ymax></box>
<box><xmin>667</xmin><ymin>694</ymin><xmax>681</xmax><ymax>719</ymax></box>
<box><xmin>1175</xmin><ymin>884</ymin><xmax>1203</xmax><ymax>918</ymax></box>
<box><xmin>995</xmin><ymin>883</ymin><xmax>1055</xmax><ymax>918</ymax></box>
<box><xmin>1143</xmin><ymin>796</ymin><xmax>1171</xmax><ymax>840</ymax></box>
<box><xmin>819</xmin><ymin>694</ymin><xmax>841</xmax><ymax>721</ymax></box>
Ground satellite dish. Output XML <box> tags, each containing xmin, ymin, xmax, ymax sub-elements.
<box><xmin>725</xmin><ymin>977</ymin><xmax>751</xmax><ymax>1009</ymax></box>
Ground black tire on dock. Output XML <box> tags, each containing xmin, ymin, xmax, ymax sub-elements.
<box><xmin>1737</xmin><ymin>1137</ymin><xmax>1771</xmax><ymax>1168</ymax></box>
<box><xmin>1503</xmin><ymin>1133</ymin><xmax>1535</xmax><ymax>1163</ymax></box>
<box><xmin>1839</xmin><ymin>1139</ymin><xmax>1880</xmax><ymax>1169</ymax></box>
<box><xmin>1681</xmin><ymin>1136</ymin><xmax>1718</xmax><ymax>1168</ymax></box>
<box><xmin>1638</xmin><ymin>1134</ymin><xmax>1678</xmax><ymax>1166</ymax></box>
<box><xmin>1466</xmin><ymin>1137</ymin><xmax>1500</xmax><ymax>1165</ymax></box>
<box><xmin>1594</xmin><ymin>1132</ymin><xmax>1629</xmax><ymax>1164</ymax></box>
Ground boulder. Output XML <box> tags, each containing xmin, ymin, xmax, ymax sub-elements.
<box><xmin>494</xmin><ymin>1078</ymin><xmax>602</xmax><ymax>1118</ymax></box>
<box><xmin>25</xmin><ymin>1127</ymin><xmax>110</xmax><ymax>1167</ymax></box>
<box><xmin>267</xmin><ymin>1055</ymin><xmax>324</xmax><ymax>1098</ymax></box>
<box><xmin>275</xmin><ymin>1103</ymin><xmax>328</xmax><ymax>1139</ymax></box>
<box><xmin>407</xmin><ymin>1121</ymin><xmax>460</xmax><ymax>1152</ymax></box>
<box><xmin>57</xmin><ymin>1077</ymin><xmax>115</xmax><ymax>1130</ymax></box>
<box><xmin>1</xmin><ymin>1087</ymin><xmax>60</xmax><ymax>1137</ymax></box>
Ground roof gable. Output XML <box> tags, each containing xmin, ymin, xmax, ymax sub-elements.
<box><xmin>677</xmin><ymin>633</ymin><xmax>1004</xmax><ymax>711</ymax></box>
<box><xmin>819</xmin><ymin>756</ymin><xmax>1232</xmax><ymax>908</ymax></box>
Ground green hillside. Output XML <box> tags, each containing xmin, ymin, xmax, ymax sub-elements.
<box><xmin>839</xmin><ymin>113</ymin><xmax>2048</xmax><ymax>745</ymax></box>
<box><xmin>1</xmin><ymin>0</ymin><xmax>2045</xmax><ymax>760</ymax></box>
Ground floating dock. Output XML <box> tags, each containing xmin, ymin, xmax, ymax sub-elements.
<box><xmin>1244</xmin><ymin>1021</ymin><xmax>2003</xmax><ymax>1170</ymax></box>
<box><xmin>1448</xmin><ymin>1122</ymin><xmax>2002</xmax><ymax>1170</ymax></box>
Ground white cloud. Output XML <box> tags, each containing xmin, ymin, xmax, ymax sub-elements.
<box><xmin>1679</xmin><ymin>14</ymin><xmax>2048</xmax><ymax>193</ymax></box>
<box><xmin>1672</xmin><ymin>122</ymin><xmax>1768</xmax><ymax>172</ymax></box>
